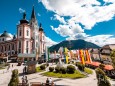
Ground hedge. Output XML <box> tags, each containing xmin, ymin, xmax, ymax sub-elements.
<box><xmin>49</xmin><ymin>67</ymin><xmax>54</xmax><ymax>72</ymax></box>
<box><xmin>67</xmin><ymin>65</ymin><xmax>75</xmax><ymax>74</ymax></box>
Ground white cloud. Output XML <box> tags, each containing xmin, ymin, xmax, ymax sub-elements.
<box><xmin>45</xmin><ymin>36</ymin><xmax>57</xmax><ymax>47</ymax></box>
<box><xmin>54</xmin><ymin>14</ymin><xmax>66</xmax><ymax>24</ymax></box>
<box><xmin>41</xmin><ymin>0</ymin><xmax>115</xmax><ymax>32</ymax></box>
<box><xmin>85</xmin><ymin>35</ymin><xmax>115</xmax><ymax>46</ymax></box>
<box><xmin>41</xmin><ymin>0</ymin><xmax>115</xmax><ymax>46</ymax></box>
<box><xmin>19</xmin><ymin>8</ymin><xmax>25</xmax><ymax>13</ymax></box>
<box><xmin>66</xmin><ymin>33</ymin><xmax>115</xmax><ymax>46</ymax></box>
<box><xmin>38</xmin><ymin>0</ymin><xmax>42</xmax><ymax>3</ymax></box>
<box><xmin>37</xmin><ymin>13</ymin><xmax>41</xmax><ymax>16</ymax></box>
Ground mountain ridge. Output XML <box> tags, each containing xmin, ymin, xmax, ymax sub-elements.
<box><xmin>49</xmin><ymin>39</ymin><xmax>100</xmax><ymax>52</ymax></box>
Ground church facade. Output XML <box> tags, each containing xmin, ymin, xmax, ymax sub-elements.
<box><xmin>0</xmin><ymin>6</ymin><xmax>45</xmax><ymax>62</ymax></box>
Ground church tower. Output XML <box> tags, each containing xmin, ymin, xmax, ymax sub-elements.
<box><xmin>17</xmin><ymin>12</ymin><xmax>31</xmax><ymax>54</ymax></box>
<box><xmin>30</xmin><ymin>6</ymin><xmax>40</xmax><ymax>54</ymax></box>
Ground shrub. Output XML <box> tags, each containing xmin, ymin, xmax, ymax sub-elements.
<box><xmin>77</xmin><ymin>62</ymin><xmax>85</xmax><ymax>71</ymax></box>
<box><xmin>55</xmin><ymin>66</ymin><xmax>60</xmax><ymax>73</ymax></box>
<box><xmin>49</xmin><ymin>67</ymin><xmax>54</xmax><ymax>72</ymax></box>
<box><xmin>95</xmin><ymin>68</ymin><xmax>111</xmax><ymax>86</ymax></box>
<box><xmin>99</xmin><ymin>64</ymin><xmax>105</xmax><ymax>70</ymax></box>
<box><xmin>60</xmin><ymin>67</ymin><xmax>66</xmax><ymax>74</ymax></box>
<box><xmin>40</xmin><ymin>64</ymin><xmax>45</xmax><ymax>70</ymax></box>
<box><xmin>8</xmin><ymin>69</ymin><xmax>19</xmax><ymax>86</ymax></box>
<box><xmin>67</xmin><ymin>65</ymin><xmax>75</xmax><ymax>74</ymax></box>
<box><xmin>46</xmin><ymin>63</ymin><xmax>49</xmax><ymax>67</ymax></box>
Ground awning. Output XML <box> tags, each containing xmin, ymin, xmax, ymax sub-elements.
<box><xmin>104</xmin><ymin>65</ymin><xmax>114</xmax><ymax>70</ymax></box>
<box><xmin>85</xmin><ymin>61</ymin><xmax>92</xmax><ymax>64</ymax></box>
<box><xmin>18</xmin><ymin>53</ymin><xmax>36</xmax><ymax>58</ymax></box>
<box><xmin>91</xmin><ymin>62</ymin><xmax>101</xmax><ymax>67</ymax></box>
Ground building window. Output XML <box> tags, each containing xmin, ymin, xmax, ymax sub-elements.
<box><xmin>27</xmin><ymin>30</ymin><xmax>29</xmax><ymax>36</ymax></box>
<box><xmin>9</xmin><ymin>45</ymin><xmax>10</xmax><ymax>51</ymax></box>
<box><xmin>26</xmin><ymin>48</ymin><xmax>28</xmax><ymax>53</ymax></box>
<box><xmin>26</xmin><ymin>41</ymin><xmax>28</xmax><ymax>48</ymax></box>
<box><xmin>19</xmin><ymin>49</ymin><xmax>21</xmax><ymax>53</ymax></box>
<box><xmin>5</xmin><ymin>46</ymin><xmax>6</xmax><ymax>51</ymax></box>
<box><xmin>12</xmin><ymin>44</ymin><xmax>14</xmax><ymax>50</ymax></box>
<box><xmin>2</xmin><ymin>38</ymin><xmax>4</xmax><ymax>41</ymax></box>
<box><xmin>19</xmin><ymin>30</ymin><xmax>21</xmax><ymax>36</ymax></box>
<box><xmin>19</xmin><ymin>41</ymin><xmax>21</xmax><ymax>48</ymax></box>
<box><xmin>1</xmin><ymin>46</ymin><xmax>3</xmax><ymax>52</ymax></box>
<box><xmin>26</xmin><ymin>41</ymin><xmax>29</xmax><ymax>53</ymax></box>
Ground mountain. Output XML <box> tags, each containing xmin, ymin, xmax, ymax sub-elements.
<box><xmin>49</xmin><ymin>39</ymin><xmax>100</xmax><ymax>52</ymax></box>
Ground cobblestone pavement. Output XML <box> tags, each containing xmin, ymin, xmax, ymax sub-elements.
<box><xmin>0</xmin><ymin>63</ymin><xmax>115</xmax><ymax>86</ymax></box>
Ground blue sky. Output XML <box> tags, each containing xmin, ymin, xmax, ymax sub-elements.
<box><xmin>0</xmin><ymin>0</ymin><xmax>115</xmax><ymax>46</ymax></box>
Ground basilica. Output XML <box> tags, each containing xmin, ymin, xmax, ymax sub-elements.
<box><xmin>0</xmin><ymin>6</ymin><xmax>45</xmax><ymax>62</ymax></box>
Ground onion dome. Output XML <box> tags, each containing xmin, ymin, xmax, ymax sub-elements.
<box><xmin>20</xmin><ymin>12</ymin><xmax>29</xmax><ymax>24</ymax></box>
<box><xmin>0</xmin><ymin>31</ymin><xmax>11</xmax><ymax>38</ymax></box>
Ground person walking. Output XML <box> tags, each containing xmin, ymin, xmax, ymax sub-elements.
<box><xmin>49</xmin><ymin>78</ymin><xmax>52</xmax><ymax>84</ymax></box>
<box><xmin>12</xmin><ymin>64</ymin><xmax>13</xmax><ymax>68</ymax></box>
<box><xmin>7</xmin><ymin>65</ymin><xmax>10</xmax><ymax>72</ymax></box>
<box><xmin>46</xmin><ymin>78</ymin><xmax>49</xmax><ymax>85</ymax></box>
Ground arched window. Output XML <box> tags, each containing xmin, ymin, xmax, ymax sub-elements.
<box><xmin>5</xmin><ymin>46</ymin><xmax>6</xmax><ymax>51</ymax></box>
<box><xmin>27</xmin><ymin>30</ymin><xmax>29</xmax><ymax>36</ymax></box>
<box><xmin>26</xmin><ymin>41</ymin><xmax>28</xmax><ymax>48</ymax></box>
<box><xmin>19</xmin><ymin>41</ymin><xmax>21</xmax><ymax>48</ymax></box>
<box><xmin>2</xmin><ymin>38</ymin><xmax>4</xmax><ymax>41</ymax></box>
<box><xmin>18</xmin><ymin>41</ymin><xmax>21</xmax><ymax>53</ymax></box>
<box><xmin>12</xmin><ymin>44</ymin><xmax>14</xmax><ymax>50</ymax></box>
<box><xmin>9</xmin><ymin>45</ymin><xmax>10</xmax><ymax>51</ymax></box>
<box><xmin>26</xmin><ymin>41</ymin><xmax>29</xmax><ymax>53</ymax></box>
<box><xmin>19</xmin><ymin>29</ymin><xmax>21</xmax><ymax>36</ymax></box>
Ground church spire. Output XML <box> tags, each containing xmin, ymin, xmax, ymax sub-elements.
<box><xmin>31</xmin><ymin>5</ymin><xmax>36</xmax><ymax>19</ymax></box>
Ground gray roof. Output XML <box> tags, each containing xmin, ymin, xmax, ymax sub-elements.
<box><xmin>26</xmin><ymin>61</ymin><xmax>37</xmax><ymax>66</ymax></box>
<box><xmin>102</xmin><ymin>44</ymin><xmax>115</xmax><ymax>50</ymax></box>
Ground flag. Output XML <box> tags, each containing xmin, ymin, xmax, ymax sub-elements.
<box><xmin>48</xmin><ymin>48</ymin><xmax>50</xmax><ymax>61</ymax></box>
<box><xmin>85</xmin><ymin>49</ymin><xmax>92</xmax><ymax>63</ymax></box>
<box><xmin>76</xmin><ymin>50</ymin><xmax>79</xmax><ymax>60</ymax></box>
<box><xmin>64</xmin><ymin>47</ymin><xmax>69</xmax><ymax>64</ymax></box>
<box><xmin>79</xmin><ymin>50</ymin><xmax>85</xmax><ymax>64</ymax></box>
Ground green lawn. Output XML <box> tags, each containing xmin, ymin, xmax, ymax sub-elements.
<box><xmin>84</xmin><ymin>68</ymin><xmax>93</xmax><ymax>74</ymax></box>
<box><xmin>42</xmin><ymin>70</ymin><xmax>86</xmax><ymax>79</ymax></box>
<box><xmin>0</xmin><ymin>67</ymin><xmax>5</xmax><ymax>70</ymax></box>
<box><xmin>36</xmin><ymin>66</ymin><xmax>45</xmax><ymax>72</ymax></box>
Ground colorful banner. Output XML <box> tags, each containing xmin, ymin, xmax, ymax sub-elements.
<box><xmin>64</xmin><ymin>47</ymin><xmax>69</xmax><ymax>64</ymax></box>
<box><xmin>85</xmin><ymin>49</ymin><xmax>92</xmax><ymax>63</ymax></box>
<box><xmin>79</xmin><ymin>50</ymin><xmax>85</xmax><ymax>64</ymax></box>
<box><xmin>48</xmin><ymin>48</ymin><xmax>50</xmax><ymax>61</ymax></box>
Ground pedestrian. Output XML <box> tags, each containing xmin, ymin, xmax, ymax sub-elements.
<box><xmin>12</xmin><ymin>64</ymin><xmax>13</xmax><ymax>68</ymax></box>
<box><xmin>25</xmin><ymin>76</ymin><xmax>28</xmax><ymax>84</ymax></box>
<box><xmin>46</xmin><ymin>78</ymin><xmax>49</xmax><ymax>85</ymax></box>
<box><xmin>49</xmin><ymin>78</ymin><xmax>52</xmax><ymax>84</ymax></box>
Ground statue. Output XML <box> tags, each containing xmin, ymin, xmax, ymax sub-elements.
<box><xmin>23</xmin><ymin>12</ymin><xmax>26</xmax><ymax>19</ymax></box>
<box><xmin>57</xmin><ymin>57</ymin><xmax>63</xmax><ymax>67</ymax></box>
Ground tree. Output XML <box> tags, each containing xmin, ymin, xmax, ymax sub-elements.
<box><xmin>8</xmin><ymin>69</ymin><xmax>19</xmax><ymax>86</ymax></box>
<box><xmin>110</xmin><ymin>49</ymin><xmax>115</xmax><ymax>68</ymax></box>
